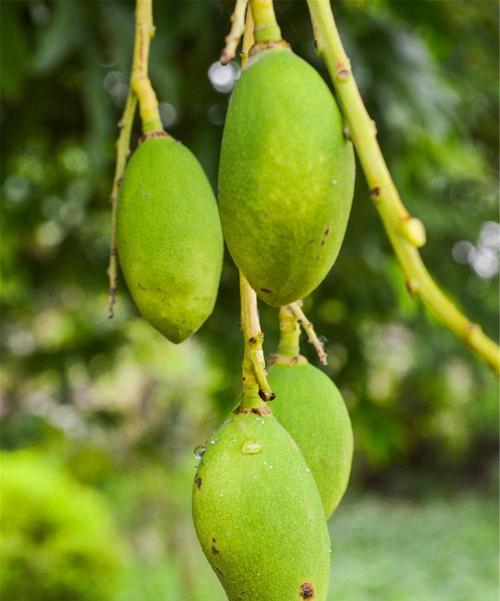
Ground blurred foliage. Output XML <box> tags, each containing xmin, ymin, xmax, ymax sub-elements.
<box><xmin>0</xmin><ymin>0</ymin><xmax>498</xmax><ymax>599</ymax></box>
<box><xmin>0</xmin><ymin>450</ymin><xmax>126</xmax><ymax>601</ymax></box>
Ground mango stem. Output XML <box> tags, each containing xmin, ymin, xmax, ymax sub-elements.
<box><xmin>131</xmin><ymin>0</ymin><xmax>163</xmax><ymax>134</ymax></box>
<box><xmin>240</xmin><ymin>274</ymin><xmax>275</xmax><ymax>407</ymax></box>
<box><xmin>249</xmin><ymin>0</ymin><xmax>282</xmax><ymax>44</ymax></box>
<box><xmin>277</xmin><ymin>305</ymin><xmax>301</xmax><ymax>358</ymax></box>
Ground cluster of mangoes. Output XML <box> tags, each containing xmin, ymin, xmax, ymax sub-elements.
<box><xmin>116</xmin><ymin>43</ymin><xmax>354</xmax><ymax>601</ymax></box>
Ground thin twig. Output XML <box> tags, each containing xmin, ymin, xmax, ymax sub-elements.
<box><xmin>220</xmin><ymin>0</ymin><xmax>249</xmax><ymax>64</ymax></box>
<box><xmin>306</xmin><ymin>0</ymin><xmax>500</xmax><ymax>374</ymax></box>
<box><xmin>288</xmin><ymin>301</ymin><xmax>328</xmax><ymax>366</ymax></box>
<box><xmin>107</xmin><ymin>84</ymin><xmax>137</xmax><ymax>318</ymax></box>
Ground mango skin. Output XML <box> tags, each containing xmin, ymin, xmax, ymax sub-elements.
<box><xmin>219</xmin><ymin>49</ymin><xmax>355</xmax><ymax>307</ymax></box>
<box><xmin>117</xmin><ymin>136</ymin><xmax>223</xmax><ymax>343</ymax></box>
<box><xmin>268</xmin><ymin>362</ymin><xmax>353</xmax><ymax>518</ymax></box>
<box><xmin>192</xmin><ymin>410</ymin><xmax>331</xmax><ymax>601</ymax></box>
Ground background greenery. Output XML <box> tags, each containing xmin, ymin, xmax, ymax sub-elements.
<box><xmin>1</xmin><ymin>1</ymin><xmax>498</xmax><ymax>600</ymax></box>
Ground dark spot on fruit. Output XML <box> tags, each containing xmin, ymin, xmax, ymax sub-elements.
<box><xmin>212</xmin><ymin>537</ymin><xmax>216</xmax><ymax>543</ymax></box>
<box><xmin>258</xmin><ymin>389</ymin><xmax>267</xmax><ymax>401</ymax></box>
<box><xmin>249</xmin><ymin>336</ymin><xmax>257</xmax><ymax>344</ymax></box>
<box><xmin>324</xmin><ymin>226</ymin><xmax>331</xmax><ymax>236</ymax></box>
<box><xmin>315</xmin><ymin>255</ymin><xmax>320</xmax><ymax>260</ymax></box>
<box><xmin>320</xmin><ymin>240</ymin><xmax>325</xmax><ymax>246</ymax></box>
<box><xmin>211</xmin><ymin>545</ymin><xmax>220</xmax><ymax>555</ymax></box>
<box><xmin>370</xmin><ymin>186</ymin><xmax>381</xmax><ymax>198</ymax></box>
<box><xmin>300</xmin><ymin>581</ymin><xmax>315</xmax><ymax>599</ymax></box>
<box><xmin>137</xmin><ymin>283</ymin><xmax>146</xmax><ymax>290</ymax></box>
<box><xmin>195</xmin><ymin>476</ymin><xmax>202</xmax><ymax>490</ymax></box>
<box><xmin>215</xmin><ymin>566</ymin><xmax>224</xmax><ymax>576</ymax></box>
<box><xmin>261</xmin><ymin>288</ymin><xmax>272</xmax><ymax>294</ymax></box>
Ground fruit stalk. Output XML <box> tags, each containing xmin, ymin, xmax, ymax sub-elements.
<box><xmin>131</xmin><ymin>0</ymin><xmax>162</xmax><ymax>134</ymax></box>
<box><xmin>220</xmin><ymin>0</ymin><xmax>249</xmax><ymax>64</ymax></box>
<box><xmin>277</xmin><ymin>305</ymin><xmax>301</xmax><ymax>360</ymax></box>
<box><xmin>249</xmin><ymin>0</ymin><xmax>282</xmax><ymax>44</ymax></box>
<box><xmin>307</xmin><ymin>0</ymin><xmax>500</xmax><ymax>374</ymax></box>
<box><xmin>107</xmin><ymin>91</ymin><xmax>137</xmax><ymax>318</ymax></box>
<box><xmin>240</xmin><ymin>273</ymin><xmax>275</xmax><ymax>406</ymax></box>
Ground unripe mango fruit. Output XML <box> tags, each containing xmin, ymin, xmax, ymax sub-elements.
<box><xmin>219</xmin><ymin>49</ymin><xmax>355</xmax><ymax>307</ymax></box>
<box><xmin>268</xmin><ymin>361</ymin><xmax>353</xmax><ymax>518</ymax></box>
<box><xmin>117</xmin><ymin>135</ymin><xmax>223</xmax><ymax>343</ymax></box>
<box><xmin>192</xmin><ymin>408</ymin><xmax>331</xmax><ymax>601</ymax></box>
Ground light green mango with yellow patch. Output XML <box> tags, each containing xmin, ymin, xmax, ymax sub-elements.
<box><xmin>192</xmin><ymin>408</ymin><xmax>331</xmax><ymax>601</ymax></box>
<box><xmin>219</xmin><ymin>48</ymin><xmax>355</xmax><ymax>306</ymax></box>
<box><xmin>269</xmin><ymin>360</ymin><xmax>353</xmax><ymax>518</ymax></box>
<box><xmin>117</xmin><ymin>135</ymin><xmax>223</xmax><ymax>343</ymax></box>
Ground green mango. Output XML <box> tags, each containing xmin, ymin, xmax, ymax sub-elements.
<box><xmin>117</xmin><ymin>135</ymin><xmax>223</xmax><ymax>343</ymax></box>
<box><xmin>268</xmin><ymin>361</ymin><xmax>353</xmax><ymax>518</ymax></box>
<box><xmin>192</xmin><ymin>408</ymin><xmax>331</xmax><ymax>601</ymax></box>
<box><xmin>219</xmin><ymin>48</ymin><xmax>355</xmax><ymax>307</ymax></box>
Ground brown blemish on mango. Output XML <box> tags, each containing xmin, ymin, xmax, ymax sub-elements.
<box><xmin>300</xmin><ymin>581</ymin><xmax>315</xmax><ymax>599</ymax></box>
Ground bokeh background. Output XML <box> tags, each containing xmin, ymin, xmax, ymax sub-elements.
<box><xmin>1</xmin><ymin>1</ymin><xmax>499</xmax><ymax>600</ymax></box>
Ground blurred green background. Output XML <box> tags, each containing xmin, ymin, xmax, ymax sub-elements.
<box><xmin>1</xmin><ymin>1</ymin><xmax>498</xmax><ymax>600</ymax></box>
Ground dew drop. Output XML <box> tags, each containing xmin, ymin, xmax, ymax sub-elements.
<box><xmin>193</xmin><ymin>444</ymin><xmax>207</xmax><ymax>459</ymax></box>
<box><xmin>241</xmin><ymin>440</ymin><xmax>263</xmax><ymax>455</ymax></box>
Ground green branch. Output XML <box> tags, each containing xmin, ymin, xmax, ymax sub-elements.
<box><xmin>306</xmin><ymin>0</ymin><xmax>500</xmax><ymax>375</ymax></box>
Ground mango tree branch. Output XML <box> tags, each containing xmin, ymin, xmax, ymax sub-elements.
<box><xmin>306</xmin><ymin>0</ymin><xmax>500</xmax><ymax>374</ymax></box>
<box><xmin>107</xmin><ymin>91</ymin><xmax>137</xmax><ymax>318</ymax></box>
<box><xmin>220</xmin><ymin>0</ymin><xmax>249</xmax><ymax>64</ymax></box>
